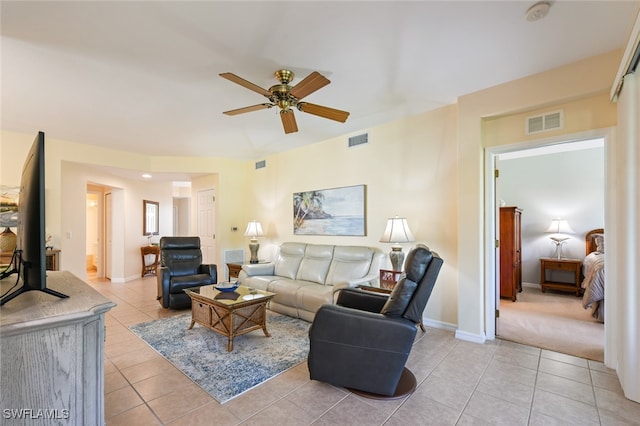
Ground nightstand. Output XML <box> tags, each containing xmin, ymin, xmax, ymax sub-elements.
<box><xmin>540</xmin><ymin>258</ymin><xmax>582</xmax><ymax>296</ymax></box>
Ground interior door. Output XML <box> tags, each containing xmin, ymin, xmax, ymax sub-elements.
<box><xmin>197</xmin><ymin>189</ymin><xmax>216</xmax><ymax>264</ymax></box>
<box><xmin>105</xmin><ymin>192</ymin><xmax>112</xmax><ymax>280</ymax></box>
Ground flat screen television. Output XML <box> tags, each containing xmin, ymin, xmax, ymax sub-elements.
<box><xmin>0</xmin><ymin>131</ymin><xmax>68</xmax><ymax>305</ymax></box>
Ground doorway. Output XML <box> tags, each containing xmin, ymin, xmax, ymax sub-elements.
<box><xmin>86</xmin><ymin>183</ymin><xmax>114</xmax><ymax>280</ymax></box>
<box><xmin>197</xmin><ymin>188</ymin><xmax>216</xmax><ymax>264</ymax></box>
<box><xmin>485</xmin><ymin>129</ymin><xmax>611</xmax><ymax>352</ymax></box>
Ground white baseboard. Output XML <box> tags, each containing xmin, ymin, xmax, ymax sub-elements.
<box><xmin>522</xmin><ymin>281</ymin><xmax>540</xmax><ymax>289</ymax></box>
<box><xmin>421</xmin><ymin>317</ymin><xmax>457</xmax><ymax>332</ymax></box>
<box><xmin>454</xmin><ymin>329</ymin><xmax>487</xmax><ymax>344</ymax></box>
<box><xmin>422</xmin><ymin>317</ymin><xmax>487</xmax><ymax>344</ymax></box>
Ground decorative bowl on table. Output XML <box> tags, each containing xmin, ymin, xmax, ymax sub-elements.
<box><xmin>214</xmin><ymin>281</ymin><xmax>240</xmax><ymax>292</ymax></box>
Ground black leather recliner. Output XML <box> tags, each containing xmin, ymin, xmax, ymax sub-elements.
<box><xmin>156</xmin><ymin>236</ymin><xmax>217</xmax><ymax>309</ymax></box>
<box><xmin>308</xmin><ymin>244</ymin><xmax>443</xmax><ymax>397</ymax></box>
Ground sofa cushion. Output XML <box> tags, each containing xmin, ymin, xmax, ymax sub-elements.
<box><xmin>296</xmin><ymin>244</ymin><xmax>334</xmax><ymax>285</ymax></box>
<box><xmin>267</xmin><ymin>278</ymin><xmax>313</xmax><ymax>308</ymax></box>
<box><xmin>274</xmin><ymin>243</ymin><xmax>306</xmax><ymax>279</ymax></box>
<box><xmin>296</xmin><ymin>283</ymin><xmax>334</xmax><ymax>314</ymax></box>
<box><xmin>380</xmin><ymin>277</ymin><xmax>418</xmax><ymax>317</ymax></box>
<box><xmin>325</xmin><ymin>246</ymin><xmax>375</xmax><ymax>285</ymax></box>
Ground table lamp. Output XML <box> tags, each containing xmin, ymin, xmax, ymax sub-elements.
<box><xmin>244</xmin><ymin>221</ymin><xmax>264</xmax><ymax>263</ymax></box>
<box><xmin>547</xmin><ymin>217</ymin><xmax>573</xmax><ymax>259</ymax></box>
<box><xmin>379</xmin><ymin>216</ymin><xmax>415</xmax><ymax>271</ymax></box>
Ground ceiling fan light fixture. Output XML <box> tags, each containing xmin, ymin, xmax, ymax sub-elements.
<box><xmin>220</xmin><ymin>69</ymin><xmax>349</xmax><ymax>134</ymax></box>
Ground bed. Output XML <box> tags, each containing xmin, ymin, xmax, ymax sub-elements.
<box><xmin>581</xmin><ymin>228</ymin><xmax>605</xmax><ymax>322</ymax></box>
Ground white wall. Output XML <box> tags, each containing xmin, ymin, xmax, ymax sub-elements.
<box><xmin>61</xmin><ymin>161</ymin><xmax>174</xmax><ymax>281</ymax></box>
<box><xmin>500</xmin><ymin>146</ymin><xmax>605</xmax><ymax>284</ymax></box>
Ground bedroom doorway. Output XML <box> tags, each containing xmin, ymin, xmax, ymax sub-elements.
<box><xmin>485</xmin><ymin>128</ymin><xmax>611</xmax><ymax>359</ymax></box>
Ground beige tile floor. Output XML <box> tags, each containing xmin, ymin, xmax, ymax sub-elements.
<box><xmin>91</xmin><ymin>274</ymin><xmax>640</xmax><ymax>425</ymax></box>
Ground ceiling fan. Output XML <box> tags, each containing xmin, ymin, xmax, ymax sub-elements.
<box><xmin>219</xmin><ymin>69</ymin><xmax>350</xmax><ymax>134</ymax></box>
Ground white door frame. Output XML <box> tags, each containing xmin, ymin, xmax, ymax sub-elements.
<box><xmin>484</xmin><ymin>128</ymin><xmax>613</xmax><ymax>340</ymax></box>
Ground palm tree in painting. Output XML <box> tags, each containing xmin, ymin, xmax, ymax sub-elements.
<box><xmin>293</xmin><ymin>191</ymin><xmax>325</xmax><ymax>231</ymax></box>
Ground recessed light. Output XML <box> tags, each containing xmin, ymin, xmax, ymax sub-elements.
<box><xmin>142</xmin><ymin>173</ymin><xmax>152</xmax><ymax>179</ymax></box>
<box><xmin>526</xmin><ymin>1</ymin><xmax>551</xmax><ymax>22</ymax></box>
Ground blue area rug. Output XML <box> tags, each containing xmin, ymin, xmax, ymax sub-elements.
<box><xmin>129</xmin><ymin>311</ymin><xmax>310</xmax><ymax>403</ymax></box>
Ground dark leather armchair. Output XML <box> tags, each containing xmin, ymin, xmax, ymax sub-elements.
<box><xmin>156</xmin><ymin>236</ymin><xmax>217</xmax><ymax>309</ymax></box>
<box><xmin>308</xmin><ymin>245</ymin><xmax>443</xmax><ymax>397</ymax></box>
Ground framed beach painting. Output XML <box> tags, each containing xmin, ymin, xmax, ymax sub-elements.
<box><xmin>293</xmin><ymin>184</ymin><xmax>366</xmax><ymax>236</ymax></box>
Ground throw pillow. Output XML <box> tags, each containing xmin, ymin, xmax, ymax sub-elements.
<box><xmin>381</xmin><ymin>277</ymin><xmax>418</xmax><ymax>317</ymax></box>
<box><xmin>594</xmin><ymin>234</ymin><xmax>605</xmax><ymax>253</ymax></box>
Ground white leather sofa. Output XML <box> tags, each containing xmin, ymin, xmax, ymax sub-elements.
<box><xmin>238</xmin><ymin>242</ymin><xmax>384</xmax><ymax>322</ymax></box>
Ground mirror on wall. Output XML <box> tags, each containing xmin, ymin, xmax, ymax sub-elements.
<box><xmin>143</xmin><ymin>200</ymin><xmax>159</xmax><ymax>236</ymax></box>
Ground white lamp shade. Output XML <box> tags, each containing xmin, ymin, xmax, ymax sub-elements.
<box><xmin>379</xmin><ymin>216</ymin><xmax>415</xmax><ymax>243</ymax></box>
<box><xmin>546</xmin><ymin>218</ymin><xmax>574</xmax><ymax>234</ymax></box>
<box><xmin>244</xmin><ymin>221</ymin><xmax>264</xmax><ymax>238</ymax></box>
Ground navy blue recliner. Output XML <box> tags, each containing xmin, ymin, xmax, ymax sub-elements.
<box><xmin>156</xmin><ymin>236</ymin><xmax>217</xmax><ymax>309</ymax></box>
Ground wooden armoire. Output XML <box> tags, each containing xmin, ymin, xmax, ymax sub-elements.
<box><xmin>499</xmin><ymin>206</ymin><xmax>522</xmax><ymax>301</ymax></box>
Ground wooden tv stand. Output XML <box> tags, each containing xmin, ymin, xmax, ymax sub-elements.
<box><xmin>0</xmin><ymin>271</ymin><xmax>115</xmax><ymax>424</ymax></box>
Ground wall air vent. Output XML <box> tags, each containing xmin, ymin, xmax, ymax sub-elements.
<box><xmin>255</xmin><ymin>160</ymin><xmax>266</xmax><ymax>169</ymax></box>
<box><xmin>348</xmin><ymin>133</ymin><xmax>368</xmax><ymax>147</ymax></box>
<box><xmin>223</xmin><ymin>249</ymin><xmax>244</xmax><ymax>264</ymax></box>
<box><xmin>526</xmin><ymin>110</ymin><xmax>563</xmax><ymax>135</ymax></box>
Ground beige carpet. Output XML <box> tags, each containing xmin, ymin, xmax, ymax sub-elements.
<box><xmin>498</xmin><ymin>285</ymin><xmax>604</xmax><ymax>361</ymax></box>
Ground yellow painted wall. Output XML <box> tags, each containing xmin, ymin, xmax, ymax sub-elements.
<box><xmin>250</xmin><ymin>105</ymin><xmax>459</xmax><ymax>326</ymax></box>
<box><xmin>456</xmin><ymin>49</ymin><xmax>621</xmax><ymax>340</ymax></box>
<box><xmin>0</xmin><ymin>130</ymin><xmax>251</xmax><ymax>281</ymax></box>
<box><xmin>484</xmin><ymin>92</ymin><xmax>617</xmax><ymax>147</ymax></box>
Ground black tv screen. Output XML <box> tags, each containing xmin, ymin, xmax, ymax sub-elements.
<box><xmin>0</xmin><ymin>131</ymin><xmax>67</xmax><ymax>305</ymax></box>
<box><xmin>17</xmin><ymin>131</ymin><xmax>47</xmax><ymax>289</ymax></box>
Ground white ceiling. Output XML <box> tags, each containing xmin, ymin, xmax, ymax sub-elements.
<box><xmin>2</xmin><ymin>1</ymin><xmax>638</xmax><ymax>164</ymax></box>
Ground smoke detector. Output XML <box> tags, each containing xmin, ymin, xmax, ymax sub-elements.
<box><xmin>526</xmin><ymin>1</ymin><xmax>551</xmax><ymax>22</ymax></box>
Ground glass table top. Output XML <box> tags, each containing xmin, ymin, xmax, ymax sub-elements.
<box><xmin>184</xmin><ymin>284</ymin><xmax>274</xmax><ymax>306</ymax></box>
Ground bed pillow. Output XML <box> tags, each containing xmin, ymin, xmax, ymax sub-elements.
<box><xmin>593</xmin><ymin>234</ymin><xmax>604</xmax><ymax>253</ymax></box>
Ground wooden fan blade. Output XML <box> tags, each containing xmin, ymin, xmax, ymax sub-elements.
<box><xmin>298</xmin><ymin>102</ymin><xmax>350</xmax><ymax>123</ymax></box>
<box><xmin>280</xmin><ymin>109</ymin><xmax>298</xmax><ymax>134</ymax></box>
<box><xmin>219</xmin><ymin>72</ymin><xmax>272</xmax><ymax>97</ymax></box>
<box><xmin>289</xmin><ymin>71</ymin><xmax>330</xmax><ymax>100</ymax></box>
<box><xmin>223</xmin><ymin>103</ymin><xmax>272</xmax><ymax>116</ymax></box>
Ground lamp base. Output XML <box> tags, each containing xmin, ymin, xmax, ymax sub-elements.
<box><xmin>551</xmin><ymin>239</ymin><xmax>568</xmax><ymax>259</ymax></box>
<box><xmin>248</xmin><ymin>241</ymin><xmax>260</xmax><ymax>264</ymax></box>
<box><xmin>389</xmin><ymin>246</ymin><xmax>405</xmax><ymax>272</ymax></box>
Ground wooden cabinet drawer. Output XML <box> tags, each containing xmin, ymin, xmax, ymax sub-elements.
<box><xmin>546</xmin><ymin>261</ymin><xmax>576</xmax><ymax>271</ymax></box>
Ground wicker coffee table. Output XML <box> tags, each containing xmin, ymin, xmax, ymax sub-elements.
<box><xmin>184</xmin><ymin>284</ymin><xmax>275</xmax><ymax>352</ymax></box>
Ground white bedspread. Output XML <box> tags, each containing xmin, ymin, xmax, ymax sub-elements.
<box><xmin>582</xmin><ymin>252</ymin><xmax>604</xmax><ymax>322</ymax></box>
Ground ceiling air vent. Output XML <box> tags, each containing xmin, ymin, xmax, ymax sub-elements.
<box><xmin>255</xmin><ymin>160</ymin><xmax>266</xmax><ymax>169</ymax></box>
<box><xmin>348</xmin><ymin>133</ymin><xmax>368</xmax><ymax>148</ymax></box>
<box><xmin>526</xmin><ymin>110</ymin><xmax>563</xmax><ymax>135</ymax></box>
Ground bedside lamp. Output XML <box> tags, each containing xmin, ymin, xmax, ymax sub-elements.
<box><xmin>379</xmin><ymin>216</ymin><xmax>415</xmax><ymax>271</ymax></box>
<box><xmin>244</xmin><ymin>221</ymin><xmax>264</xmax><ymax>264</ymax></box>
<box><xmin>547</xmin><ymin>218</ymin><xmax>573</xmax><ymax>259</ymax></box>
